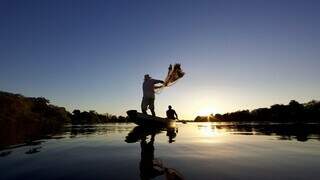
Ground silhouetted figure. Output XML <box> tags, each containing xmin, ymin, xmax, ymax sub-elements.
<box><xmin>166</xmin><ymin>105</ymin><xmax>178</xmax><ymax>120</ymax></box>
<box><xmin>141</xmin><ymin>74</ymin><xmax>164</xmax><ymax>116</ymax></box>
<box><xmin>125</xmin><ymin>126</ymin><xmax>184</xmax><ymax>180</ymax></box>
<box><xmin>166</xmin><ymin>127</ymin><xmax>178</xmax><ymax>143</ymax></box>
<box><xmin>139</xmin><ymin>134</ymin><xmax>164</xmax><ymax>179</ymax></box>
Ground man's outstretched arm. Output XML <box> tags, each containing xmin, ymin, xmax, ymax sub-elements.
<box><xmin>154</xmin><ymin>85</ymin><xmax>163</xmax><ymax>89</ymax></box>
<box><xmin>152</xmin><ymin>79</ymin><xmax>165</xmax><ymax>84</ymax></box>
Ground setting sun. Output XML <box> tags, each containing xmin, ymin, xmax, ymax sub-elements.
<box><xmin>197</xmin><ymin>107</ymin><xmax>218</xmax><ymax>116</ymax></box>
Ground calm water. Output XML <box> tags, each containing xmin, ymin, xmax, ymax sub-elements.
<box><xmin>1</xmin><ymin>123</ymin><xmax>320</xmax><ymax>180</ymax></box>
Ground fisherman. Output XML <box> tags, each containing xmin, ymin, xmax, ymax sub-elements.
<box><xmin>141</xmin><ymin>74</ymin><xmax>164</xmax><ymax>116</ymax></box>
<box><xmin>166</xmin><ymin>105</ymin><xmax>178</xmax><ymax>120</ymax></box>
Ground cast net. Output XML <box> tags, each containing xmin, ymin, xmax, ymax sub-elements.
<box><xmin>155</xmin><ymin>64</ymin><xmax>185</xmax><ymax>93</ymax></box>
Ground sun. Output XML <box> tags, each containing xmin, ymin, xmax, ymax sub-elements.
<box><xmin>197</xmin><ymin>107</ymin><xmax>217</xmax><ymax>116</ymax></box>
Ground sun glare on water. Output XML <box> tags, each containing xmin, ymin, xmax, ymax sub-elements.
<box><xmin>198</xmin><ymin>123</ymin><xmax>226</xmax><ymax>137</ymax></box>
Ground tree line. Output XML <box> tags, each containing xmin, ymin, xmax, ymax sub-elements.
<box><xmin>0</xmin><ymin>91</ymin><xmax>131</xmax><ymax>128</ymax></box>
<box><xmin>194</xmin><ymin>100</ymin><xmax>320</xmax><ymax>122</ymax></box>
<box><xmin>0</xmin><ymin>91</ymin><xmax>136</xmax><ymax>147</ymax></box>
<box><xmin>71</xmin><ymin>110</ymin><xmax>128</xmax><ymax>124</ymax></box>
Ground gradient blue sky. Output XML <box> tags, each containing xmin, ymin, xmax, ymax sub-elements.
<box><xmin>1</xmin><ymin>0</ymin><xmax>320</xmax><ymax>119</ymax></box>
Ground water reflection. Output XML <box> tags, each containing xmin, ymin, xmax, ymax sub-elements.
<box><xmin>212</xmin><ymin>123</ymin><xmax>320</xmax><ymax>142</ymax></box>
<box><xmin>125</xmin><ymin>126</ymin><xmax>184</xmax><ymax>180</ymax></box>
<box><xmin>0</xmin><ymin>123</ymin><xmax>320</xmax><ymax>180</ymax></box>
<box><xmin>68</xmin><ymin>124</ymin><xmax>134</xmax><ymax>138</ymax></box>
<box><xmin>0</xmin><ymin>139</ymin><xmax>46</xmax><ymax>155</ymax></box>
<box><xmin>0</xmin><ymin>124</ymin><xmax>134</xmax><ymax>156</ymax></box>
<box><xmin>1</xmin><ymin>123</ymin><xmax>320</xmax><ymax>152</ymax></box>
<box><xmin>25</xmin><ymin>146</ymin><xmax>42</xmax><ymax>154</ymax></box>
<box><xmin>0</xmin><ymin>151</ymin><xmax>11</xmax><ymax>157</ymax></box>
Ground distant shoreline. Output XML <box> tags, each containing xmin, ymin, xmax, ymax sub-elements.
<box><xmin>1</xmin><ymin>90</ymin><xmax>319</xmax><ymax>126</ymax></box>
<box><xmin>194</xmin><ymin>100</ymin><xmax>320</xmax><ymax>123</ymax></box>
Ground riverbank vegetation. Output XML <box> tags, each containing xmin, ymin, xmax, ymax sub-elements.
<box><xmin>0</xmin><ymin>91</ymin><xmax>132</xmax><ymax>147</ymax></box>
<box><xmin>0</xmin><ymin>91</ymin><xmax>71</xmax><ymax>147</ymax></box>
<box><xmin>0</xmin><ymin>91</ymin><xmax>70</xmax><ymax>129</ymax></box>
<box><xmin>0</xmin><ymin>91</ymin><xmax>129</xmax><ymax>125</ymax></box>
<box><xmin>194</xmin><ymin>100</ymin><xmax>320</xmax><ymax>122</ymax></box>
<box><xmin>71</xmin><ymin>110</ymin><xmax>127</xmax><ymax>124</ymax></box>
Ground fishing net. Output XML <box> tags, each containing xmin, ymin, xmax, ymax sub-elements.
<box><xmin>155</xmin><ymin>64</ymin><xmax>185</xmax><ymax>93</ymax></box>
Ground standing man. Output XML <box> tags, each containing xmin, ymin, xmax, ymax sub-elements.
<box><xmin>166</xmin><ymin>105</ymin><xmax>178</xmax><ymax>120</ymax></box>
<box><xmin>141</xmin><ymin>74</ymin><xmax>164</xmax><ymax>116</ymax></box>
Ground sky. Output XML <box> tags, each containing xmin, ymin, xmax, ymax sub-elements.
<box><xmin>1</xmin><ymin>0</ymin><xmax>320</xmax><ymax>120</ymax></box>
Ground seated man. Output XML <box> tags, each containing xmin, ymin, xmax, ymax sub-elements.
<box><xmin>166</xmin><ymin>105</ymin><xmax>178</xmax><ymax>120</ymax></box>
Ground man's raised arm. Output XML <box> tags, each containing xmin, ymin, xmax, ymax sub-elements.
<box><xmin>152</xmin><ymin>79</ymin><xmax>164</xmax><ymax>84</ymax></box>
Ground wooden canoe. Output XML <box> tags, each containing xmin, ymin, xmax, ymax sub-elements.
<box><xmin>126</xmin><ymin>110</ymin><xmax>175</xmax><ymax>127</ymax></box>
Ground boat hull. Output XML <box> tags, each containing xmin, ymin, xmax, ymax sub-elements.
<box><xmin>126</xmin><ymin>110</ymin><xmax>175</xmax><ymax>127</ymax></box>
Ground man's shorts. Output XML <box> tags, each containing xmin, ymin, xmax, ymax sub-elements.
<box><xmin>141</xmin><ymin>97</ymin><xmax>155</xmax><ymax>110</ymax></box>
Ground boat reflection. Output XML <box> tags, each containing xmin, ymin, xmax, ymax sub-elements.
<box><xmin>125</xmin><ymin>126</ymin><xmax>184</xmax><ymax>180</ymax></box>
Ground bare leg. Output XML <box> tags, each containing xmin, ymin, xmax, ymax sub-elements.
<box><xmin>141</xmin><ymin>97</ymin><xmax>148</xmax><ymax>115</ymax></box>
<box><xmin>142</xmin><ymin>109</ymin><xmax>147</xmax><ymax>115</ymax></box>
<box><xmin>151</xmin><ymin>109</ymin><xmax>155</xmax><ymax>116</ymax></box>
<box><xmin>150</xmin><ymin>98</ymin><xmax>155</xmax><ymax>116</ymax></box>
